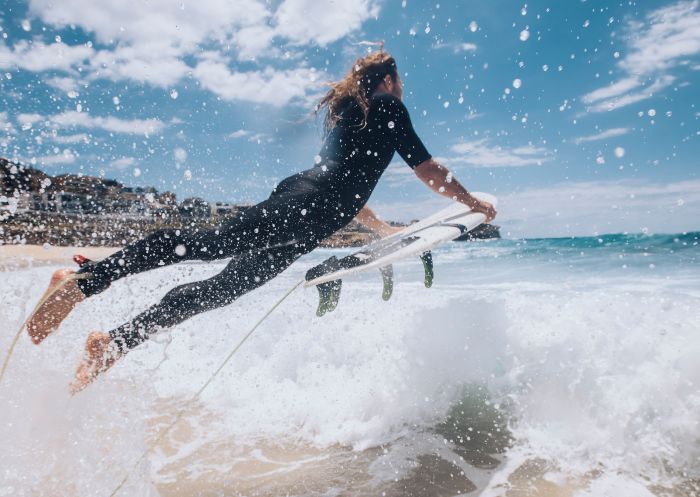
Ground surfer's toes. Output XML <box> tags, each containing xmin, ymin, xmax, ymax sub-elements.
<box><xmin>69</xmin><ymin>332</ymin><xmax>119</xmax><ymax>395</ymax></box>
<box><xmin>27</xmin><ymin>269</ymin><xmax>86</xmax><ymax>345</ymax></box>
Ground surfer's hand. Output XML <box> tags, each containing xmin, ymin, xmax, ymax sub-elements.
<box><xmin>471</xmin><ymin>199</ymin><xmax>497</xmax><ymax>223</ymax></box>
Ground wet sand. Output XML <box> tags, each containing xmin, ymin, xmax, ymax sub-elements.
<box><xmin>0</xmin><ymin>244</ymin><xmax>120</xmax><ymax>270</ymax></box>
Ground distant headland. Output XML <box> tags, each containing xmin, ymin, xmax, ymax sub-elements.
<box><xmin>0</xmin><ymin>157</ymin><xmax>499</xmax><ymax>248</ymax></box>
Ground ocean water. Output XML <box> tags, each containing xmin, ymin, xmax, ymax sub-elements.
<box><xmin>1</xmin><ymin>232</ymin><xmax>699</xmax><ymax>496</ymax></box>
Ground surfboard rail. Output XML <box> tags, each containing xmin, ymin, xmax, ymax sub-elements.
<box><xmin>304</xmin><ymin>193</ymin><xmax>498</xmax><ymax>316</ymax></box>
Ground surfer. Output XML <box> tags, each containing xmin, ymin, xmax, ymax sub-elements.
<box><xmin>26</xmin><ymin>50</ymin><xmax>496</xmax><ymax>393</ymax></box>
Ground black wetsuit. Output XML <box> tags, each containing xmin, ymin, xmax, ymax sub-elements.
<box><xmin>77</xmin><ymin>93</ymin><xmax>431</xmax><ymax>352</ymax></box>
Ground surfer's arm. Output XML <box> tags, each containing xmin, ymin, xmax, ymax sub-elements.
<box><xmin>354</xmin><ymin>206</ymin><xmax>401</xmax><ymax>236</ymax></box>
<box><xmin>414</xmin><ymin>159</ymin><xmax>497</xmax><ymax>222</ymax></box>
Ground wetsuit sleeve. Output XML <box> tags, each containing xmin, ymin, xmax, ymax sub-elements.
<box><xmin>390</xmin><ymin>98</ymin><xmax>432</xmax><ymax>169</ymax></box>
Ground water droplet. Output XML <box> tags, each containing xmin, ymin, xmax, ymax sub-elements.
<box><xmin>170</xmin><ymin>89</ymin><xmax>178</xmax><ymax>99</ymax></box>
<box><xmin>468</xmin><ymin>21</ymin><xmax>478</xmax><ymax>32</ymax></box>
<box><xmin>596</xmin><ymin>156</ymin><xmax>605</xmax><ymax>165</ymax></box>
<box><xmin>76</xmin><ymin>103</ymin><xmax>82</xmax><ymax>112</ymax></box>
<box><xmin>613</xmin><ymin>51</ymin><xmax>620</xmax><ymax>58</ymax></box>
<box><xmin>21</xmin><ymin>20</ymin><xmax>31</xmax><ymax>31</ymax></box>
<box><xmin>424</xmin><ymin>24</ymin><xmax>431</xmax><ymax>34</ymax></box>
<box><xmin>542</xmin><ymin>64</ymin><xmax>549</xmax><ymax>72</ymax></box>
<box><xmin>314</xmin><ymin>155</ymin><xmax>322</xmax><ymax>164</ymax></box>
<box><xmin>387</xmin><ymin>120</ymin><xmax>395</xmax><ymax>129</ymax></box>
<box><xmin>647</xmin><ymin>109</ymin><xmax>656</xmax><ymax>117</ymax></box>
<box><xmin>183</xmin><ymin>169</ymin><xmax>192</xmax><ymax>180</ymax></box>
<box><xmin>133</xmin><ymin>168</ymin><xmax>141</xmax><ymax>177</ymax></box>
<box><xmin>519</xmin><ymin>29</ymin><xmax>530</xmax><ymax>41</ymax></box>
<box><xmin>512</xmin><ymin>78</ymin><xmax>522</xmax><ymax>89</ymax></box>
<box><xmin>614</xmin><ymin>147</ymin><xmax>625</xmax><ymax>158</ymax></box>
<box><xmin>583</xmin><ymin>19</ymin><xmax>590</xmax><ymax>28</ymax></box>
<box><xmin>443</xmin><ymin>101</ymin><xmax>450</xmax><ymax>108</ymax></box>
<box><xmin>67</xmin><ymin>90</ymin><xmax>78</xmax><ymax>99</ymax></box>
<box><xmin>113</xmin><ymin>96</ymin><xmax>120</xmax><ymax>105</ymax></box>
<box><xmin>55</xmin><ymin>35</ymin><xmax>62</xmax><ymax>43</ymax></box>
<box><xmin>175</xmin><ymin>244</ymin><xmax>186</xmax><ymax>256</ymax></box>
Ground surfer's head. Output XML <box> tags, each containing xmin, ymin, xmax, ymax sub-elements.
<box><xmin>317</xmin><ymin>50</ymin><xmax>399</xmax><ymax>135</ymax></box>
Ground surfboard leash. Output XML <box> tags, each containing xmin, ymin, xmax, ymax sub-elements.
<box><xmin>0</xmin><ymin>272</ymin><xmax>93</xmax><ymax>385</ymax></box>
<box><xmin>107</xmin><ymin>278</ymin><xmax>304</xmax><ymax>497</ymax></box>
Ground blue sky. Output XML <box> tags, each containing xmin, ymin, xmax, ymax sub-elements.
<box><xmin>1</xmin><ymin>0</ymin><xmax>699</xmax><ymax>237</ymax></box>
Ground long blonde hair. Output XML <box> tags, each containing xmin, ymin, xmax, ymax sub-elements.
<box><xmin>316</xmin><ymin>50</ymin><xmax>398</xmax><ymax>135</ymax></box>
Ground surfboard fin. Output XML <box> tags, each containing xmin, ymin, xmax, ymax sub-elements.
<box><xmin>315</xmin><ymin>280</ymin><xmax>342</xmax><ymax>317</ymax></box>
<box><xmin>420</xmin><ymin>251</ymin><xmax>434</xmax><ymax>288</ymax></box>
<box><xmin>306</xmin><ymin>256</ymin><xmax>346</xmax><ymax>316</ymax></box>
<box><xmin>380</xmin><ymin>265</ymin><xmax>393</xmax><ymax>301</ymax></box>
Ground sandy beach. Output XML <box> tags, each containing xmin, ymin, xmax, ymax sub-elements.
<box><xmin>0</xmin><ymin>244</ymin><xmax>120</xmax><ymax>270</ymax></box>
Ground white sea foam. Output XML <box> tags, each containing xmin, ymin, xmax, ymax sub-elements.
<box><xmin>1</xmin><ymin>238</ymin><xmax>698</xmax><ymax>495</ymax></box>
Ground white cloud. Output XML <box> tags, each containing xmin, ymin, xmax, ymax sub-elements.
<box><xmin>28</xmin><ymin>111</ymin><xmax>166</xmax><ymax>135</ymax></box>
<box><xmin>0</xmin><ymin>40</ymin><xmax>93</xmax><ymax>72</ymax></box>
<box><xmin>582</xmin><ymin>1</ymin><xmax>700</xmax><ymax>113</ymax></box>
<box><xmin>583</xmin><ymin>76</ymin><xmax>675</xmax><ymax>113</ymax></box>
<box><xmin>87</xmin><ymin>45</ymin><xmax>190</xmax><ymax>87</ymax></box>
<box><xmin>432</xmin><ymin>41</ymin><xmax>478</xmax><ymax>53</ymax></box>
<box><xmin>174</xmin><ymin>148</ymin><xmax>187</xmax><ymax>163</ymax></box>
<box><xmin>248</xmin><ymin>132</ymin><xmax>273</xmax><ymax>143</ymax></box>
<box><xmin>0</xmin><ymin>112</ymin><xmax>14</xmax><ymax>134</ymax></box>
<box><xmin>45</xmin><ymin>76</ymin><xmax>81</xmax><ymax>94</ymax></box>
<box><xmin>574</xmin><ymin>127</ymin><xmax>631</xmax><ymax>144</ymax></box>
<box><xmin>499</xmin><ymin>179</ymin><xmax>700</xmax><ymax>238</ymax></box>
<box><xmin>34</xmin><ymin>149</ymin><xmax>77</xmax><ymax>166</ymax></box>
<box><xmin>621</xmin><ymin>1</ymin><xmax>700</xmax><ymax>76</ymax></box>
<box><xmin>582</xmin><ymin>77</ymin><xmax>640</xmax><ymax>104</ymax></box>
<box><xmin>233</xmin><ymin>25</ymin><xmax>277</xmax><ymax>61</ymax></box>
<box><xmin>16</xmin><ymin>113</ymin><xmax>44</xmax><ymax>126</ymax></box>
<box><xmin>194</xmin><ymin>57</ymin><xmax>323</xmax><ymax>106</ymax></box>
<box><xmin>13</xmin><ymin>0</ymin><xmax>380</xmax><ymax>104</ymax></box>
<box><xmin>441</xmin><ymin>139</ymin><xmax>552</xmax><ymax>168</ymax></box>
<box><xmin>50</xmin><ymin>133</ymin><xmax>90</xmax><ymax>144</ymax></box>
<box><xmin>229</xmin><ymin>129</ymin><xmax>250</xmax><ymax>139</ymax></box>
<box><xmin>109</xmin><ymin>157</ymin><xmax>136</xmax><ymax>170</ymax></box>
<box><xmin>29</xmin><ymin>0</ymin><xmax>270</xmax><ymax>50</ymax></box>
<box><xmin>273</xmin><ymin>0</ymin><xmax>380</xmax><ymax>46</ymax></box>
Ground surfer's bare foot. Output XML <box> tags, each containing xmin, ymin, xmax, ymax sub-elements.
<box><xmin>27</xmin><ymin>269</ymin><xmax>86</xmax><ymax>345</ymax></box>
<box><xmin>69</xmin><ymin>332</ymin><xmax>121</xmax><ymax>395</ymax></box>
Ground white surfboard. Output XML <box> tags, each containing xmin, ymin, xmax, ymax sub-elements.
<box><xmin>305</xmin><ymin>192</ymin><xmax>497</xmax><ymax>288</ymax></box>
<box><xmin>303</xmin><ymin>192</ymin><xmax>497</xmax><ymax>316</ymax></box>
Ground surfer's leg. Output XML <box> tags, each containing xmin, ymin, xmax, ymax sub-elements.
<box><xmin>75</xmin><ymin>201</ymin><xmax>280</xmax><ymax>297</ymax></box>
<box><xmin>111</xmin><ymin>243</ymin><xmax>304</xmax><ymax>352</ymax></box>
<box><xmin>27</xmin><ymin>205</ymin><xmax>269</xmax><ymax>343</ymax></box>
<box><xmin>69</xmin><ymin>244</ymin><xmax>305</xmax><ymax>392</ymax></box>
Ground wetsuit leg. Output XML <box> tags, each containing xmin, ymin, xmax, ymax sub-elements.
<box><xmin>107</xmin><ymin>243</ymin><xmax>306</xmax><ymax>352</ymax></box>
<box><xmin>76</xmin><ymin>199</ymin><xmax>303</xmax><ymax>297</ymax></box>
